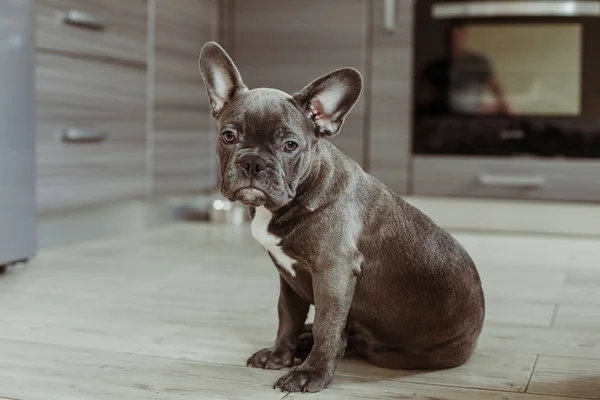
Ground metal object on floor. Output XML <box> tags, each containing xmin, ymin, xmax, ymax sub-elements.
<box><xmin>207</xmin><ymin>196</ymin><xmax>248</xmax><ymax>225</ymax></box>
<box><xmin>172</xmin><ymin>191</ymin><xmax>249</xmax><ymax>225</ymax></box>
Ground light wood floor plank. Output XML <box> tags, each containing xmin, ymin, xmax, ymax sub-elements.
<box><xmin>1</xmin><ymin>222</ymin><xmax>599</xmax><ymax>398</ymax></box>
<box><xmin>484</xmin><ymin>300</ymin><xmax>556</xmax><ymax>328</ymax></box>
<box><xmin>478</xmin><ymin>324</ymin><xmax>600</xmax><ymax>359</ymax></box>
<box><xmin>564</xmin><ymin>271</ymin><xmax>600</xmax><ymax>289</ymax></box>
<box><xmin>0</xmin><ymin>340</ymin><xmax>579</xmax><ymax>400</ymax></box>
<box><xmin>478</xmin><ymin>267</ymin><xmax>600</xmax><ymax>307</ymax></box>
<box><xmin>335</xmin><ymin>352</ymin><xmax>537</xmax><ymax>392</ymax></box>
<box><xmin>528</xmin><ymin>356</ymin><xmax>600</xmax><ymax>399</ymax></box>
<box><xmin>136</xmin><ymin>323</ymin><xmax>537</xmax><ymax>393</ymax></box>
<box><xmin>456</xmin><ymin>232</ymin><xmax>600</xmax><ymax>272</ymax></box>
<box><xmin>553</xmin><ymin>305</ymin><xmax>600</xmax><ymax>331</ymax></box>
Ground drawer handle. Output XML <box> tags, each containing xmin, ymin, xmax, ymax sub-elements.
<box><xmin>61</xmin><ymin>127</ymin><xmax>108</xmax><ymax>144</ymax></box>
<box><xmin>62</xmin><ymin>10</ymin><xmax>105</xmax><ymax>31</ymax></box>
<box><xmin>383</xmin><ymin>0</ymin><xmax>396</xmax><ymax>32</ymax></box>
<box><xmin>478</xmin><ymin>173</ymin><xmax>546</xmax><ymax>188</ymax></box>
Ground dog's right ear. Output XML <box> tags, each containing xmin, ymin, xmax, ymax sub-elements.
<box><xmin>199</xmin><ymin>42</ymin><xmax>247</xmax><ymax>118</ymax></box>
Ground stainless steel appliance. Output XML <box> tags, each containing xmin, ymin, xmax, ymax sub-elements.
<box><xmin>413</xmin><ymin>0</ymin><xmax>600</xmax><ymax>157</ymax></box>
<box><xmin>0</xmin><ymin>0</ymin><xmax>36</xmax><ymax>270</ymax></box>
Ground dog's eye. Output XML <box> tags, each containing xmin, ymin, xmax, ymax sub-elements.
<box><xmin>222</xmin><ymin>131</ymin><xmax>236</xmax><ymax>144</ymax></box>
<box><xmin>282</xmin><ymin>141</ymin><xmax>299</xmax><ymax>153</ymax></box>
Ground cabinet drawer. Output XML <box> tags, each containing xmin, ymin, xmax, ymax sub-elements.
<box><xmin>36</xmin><ymin>53</ymin><xmax>147</xmax><ymax>212</ymax></box>
<box><xmin>36</xmin><ymin>0</ymin><xmax>147</xmax><ymax>65</ymax></box>
<box><xmin>413</xmin><ymin>156</ymin><xmax>600</xmax><ymax>202</ymax></box>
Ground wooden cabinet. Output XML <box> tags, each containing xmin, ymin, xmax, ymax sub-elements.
<box><xmin>231</xmin><ymin>0</ymin><xmax>369</xmax><ymax>166</ymax></box>
<box><xmin>35</xmin><ymin>0</ymin><xmax>147</xmax><ymax>212</ymax></box>
<box><xmin>36</xmin><ymin>54</ymin><xmax>147</xmax><ymax>211</ymax></box>
<box><xmin>369</xmin><ymin>0</ymin><xmax>414</xmax><ymax>194</ymax></box>
<box><xmin>35</xmin><ymin>0</ymin><xmax>220</xmax><ymax>212</ymax></box>
<box><xmin>413</xmin><ymin>156</ymin><xmax>600</xmax><ymax>202</ymax></box>
<box><xmin>151</xmin><ymin>0</ymin><xmax>219</xmax><ymax>195</ymax></box>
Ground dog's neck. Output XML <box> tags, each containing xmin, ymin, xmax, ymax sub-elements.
<box><xmin>274</xmin><ymin>140</ymin><xmax>344</xmax><ymax>222</ymax></box>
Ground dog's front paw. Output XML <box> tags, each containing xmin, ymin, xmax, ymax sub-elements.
<box><xmin>246</xmin><ymin>347</ymin><xmax>295</xmax><ymax>370</ymax></box>
<box><xmin>274</xmin><ymin>365</ymin><xmax>334</xmax><ymax>393</ymax></box>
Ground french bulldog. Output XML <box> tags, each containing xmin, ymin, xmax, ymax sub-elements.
<box><xmin>199</xmin><ymin>42</ymin><xmax>485</xmax><ymax>393</ymax></box>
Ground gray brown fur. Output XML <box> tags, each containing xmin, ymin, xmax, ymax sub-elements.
<box><xmin>199</xmin><ymin>42</ymin><xmax>485</xmax><ymax>393</ymax></box>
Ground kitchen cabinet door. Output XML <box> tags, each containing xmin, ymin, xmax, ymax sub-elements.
<box><xmin>152</xmin><ymin>0</ymin><xmax>219</xmax><ymax>195</ymax></box>
<box><xmin>232</xmin><ymin>0</ymin><xmax>369</xmax><ymax>166</ymax></box>
<box><xmin>35</xmin><ymin>0</ymin><xmax>148</xmax><ymax>212</ymax></box>
<box><xmin>369</xmin><ymin>0</ymin><xmax>414</xmax><ymax>194</ymax></box>
<box><xmin>36</xmin><ymin>0</ymin><xmax>147</xmax><ymax>65</ymax></box>
<box><xmin>36</xmin><ymin>54</ymin><xmax>147</xmax><ymax>212</ymax></box>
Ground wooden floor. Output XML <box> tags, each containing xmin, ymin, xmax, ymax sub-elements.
<box><xmin>1</xmin><ymin>222</ymin><xmax>600</xmax><ymax>399</ymax></box>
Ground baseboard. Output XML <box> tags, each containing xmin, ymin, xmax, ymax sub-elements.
<box><xmin>403</xmin><ymin>195</ymin><xmax>600</xmax><ymax>238</ymax></box>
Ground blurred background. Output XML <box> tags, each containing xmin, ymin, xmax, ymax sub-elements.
<box><xmin>3</xmin><ymin>0</ymin><xmax>600</xmax><ymax>259</ymax></box>
<box><xmin>1</xmin><ymin>1</ymin><xmax>600</xmax><ymax>398</ymax></box>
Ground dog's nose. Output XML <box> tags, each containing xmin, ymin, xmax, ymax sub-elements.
<box><xmin>240</xmin><ymin>155</ymin><xmax>266</xmax><ymax>176</ymax></box>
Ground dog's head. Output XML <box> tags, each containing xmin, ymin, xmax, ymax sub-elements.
<box><xmin>199</xmin><ymin>42</ymin><xmax>362</xmax><ymax>210</ymax></box>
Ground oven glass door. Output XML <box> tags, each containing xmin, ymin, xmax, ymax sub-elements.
<box><xmin>413</xmin><ymin>0</ymin><xmax>600</xmax><ymax>158</ymax></box>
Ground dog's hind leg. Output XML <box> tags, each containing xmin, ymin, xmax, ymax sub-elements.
<box><xmin>365</xmin><ymin>336</ymin><xmax>478</xmax><ymax>370</ymax></box>
<box><xmin>295</xmin><ymin>323</ymin><xmax>314</xmax><ymax>360</ymax></box>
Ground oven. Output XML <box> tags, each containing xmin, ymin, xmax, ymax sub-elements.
<box><xmin>413</xmin><ymin>0</ymin><xmax>600</xmax><ymax>159</ymax></box>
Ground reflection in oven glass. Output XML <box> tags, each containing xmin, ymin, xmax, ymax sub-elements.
<box><xmin>420</xmin><ymin>23</ymin><xmax>581</xmax><ymax>117</ymax></box>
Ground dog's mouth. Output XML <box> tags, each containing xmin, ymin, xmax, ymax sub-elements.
<box><xmin>233</xmin><ymin>188</ymin><xmax>268</xmax><ymax>207</ymax></box>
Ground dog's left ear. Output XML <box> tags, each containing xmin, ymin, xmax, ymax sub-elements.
<box><xmin>293</xmin><ymin>68</ymin><xmax>362</xmax><ymax>137</ymax></box>
<box><xmin>199</xmin><ymin>41</ymin><xmax>247</xmax><ymax>118</ymax></box>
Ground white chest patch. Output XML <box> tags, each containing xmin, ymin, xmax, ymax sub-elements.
<box><xmin>251</xmin><ymin>206</ymin><xmax>297</xmax><ymax>277</ymax></box>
